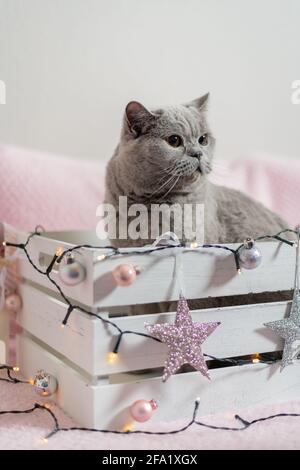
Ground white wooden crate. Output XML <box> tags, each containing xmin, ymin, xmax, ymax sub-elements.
<box><xmin>9</xmin><ymin>230</ymin><xmax>299</xmax><ymax>429</ymax></box>
<box><xmin>17</xmin><ymin>334</ymin><xmax>300</xmax><ymax>429</ymax></box>
<box><xmin>14</xmin><ymin>230</ymin><xmax>295</xmax><ymax>307</ymax></box>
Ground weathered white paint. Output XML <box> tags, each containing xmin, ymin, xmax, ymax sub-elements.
<box><xmin>18</xmin><ymin>334</ymin><xmax>300</xmax><ymax>429</ymax></box>
<box><xmin>16</xmin><ymin>230</ymin><xmax>296</xmax><ymax>308</ymax></box>
<box><xmin>13</xmin><ymin>228</ymin><xmax>298</xmax><ymax>428</ymax></box>
<box><xmin>18</xmin><ymin>283</ymin><xmax>288</xmax><ymax>376</ymax></box>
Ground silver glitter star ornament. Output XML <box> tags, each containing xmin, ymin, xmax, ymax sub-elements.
<box><xmin>264</xmin><ymin>231</ymin><xmax>300</xmax><ymax>370</ymax></box>
<box><xmin>264</xmin><ymin>289</ymin><xmax>300</xmax><ymax>370</ymax></box>
<box><xmin>145</xmin><ymin>295</ymin><xmax>220</xmax><ymax>382</ymax></box>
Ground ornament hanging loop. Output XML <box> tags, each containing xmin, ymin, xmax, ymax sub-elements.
<box><xmin>243</xmin><ymin>237</ymin><xmax>255</xmax><ymax>249</ymax></box>
<box><xmin>174</xmin><ymin>250</ymin><xmax>185</xmax><ymax>298</ymax></box>
<box><xmin>238</xmin><ymin>237</ymin><xmax>262</xmax><ymax>270</ymax></box>
<box><xmin>152</xmin><ymin>231</ymin><xmax>181</xmax><ymax>247</ymax></box>
<box><xmin>294</xmin><ymin>228</ymin><xmax>300</xmax><ymax>291</ymax></box>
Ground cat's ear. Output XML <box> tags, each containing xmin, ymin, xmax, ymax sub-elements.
<box><xmin>125</xmin><ymin>101</ymin><xmax>155</xmax><ymax>137</ymax></box>
<box><xmin>185</xmin><ymin>93</ymin><xmax>210</xmax><ymax>112</ymax></box>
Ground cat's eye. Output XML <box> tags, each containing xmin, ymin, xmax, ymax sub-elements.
<box><xmin>198</xmin><ymin>134</ymin><xmax>209</xmax><ymax>146</ymax></box>
<box><xmin>167</xmin><ymin>135</ymin><xmax>183</xmax><ymax>148</ymax></box>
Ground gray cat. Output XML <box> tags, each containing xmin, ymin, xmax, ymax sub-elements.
<box><xmin>105</xmin><ymin>94</ymin><xmax>287</xmax><ymax>247</ymax></box>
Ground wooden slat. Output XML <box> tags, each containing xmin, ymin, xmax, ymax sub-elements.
<box><xmin>18</xmin><ymin>284</ymin><xmax>97</xmax><ymax>374</ymax></box>
<box><xmin>19</xmin><ymin>284</ymin><xmax>289</xmax><ymax>376</ymax></box>
<box><xmin>15</xmin><ymin>230</ymin><xmax>295</xmax><ymax>308</ymax></box>
<box><xmin>92</xmin><ymin>241</ymin><xmax>295</xmax><ymax>307</ymax></box>
<box><xmin>18</xmin><ymin>334</ymin><xmax>300</xmax><ymax>430</ymax></box>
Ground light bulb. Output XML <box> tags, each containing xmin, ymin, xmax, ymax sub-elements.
<box><xmin>123</xmin><ymin>423</ymin><xmax>134</xmax><ymax>432</ymax></box>
<box><xmin>252</xmin><ymin>353</ymin><xmax>261</xmax><ymax>364</ymax></box>
<box><xmin>55</xmin><ymin>247</ymin><xmax>64</xmax><ymax>257</ymax></box>
<box><xmin>107</xmin><ymin>352</ymin><xmax>118</xmax><ymax>364</ymax></box>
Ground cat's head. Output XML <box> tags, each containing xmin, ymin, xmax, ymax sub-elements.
<box><xmin>119</xmin><ymin>94</ymin><xmax>215</xmax><ymax>185</ymax></box>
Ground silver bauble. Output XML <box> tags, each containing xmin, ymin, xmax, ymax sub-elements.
<box><xmin>58</xmin><ymin>256</ymin><xmax>86</xmax><ymax>286</ymax></box>
<box><xmin>33</xmin><ymin>370</ymin><xmax>58</xmax><ymax>397</ymax></box>
<box><xmin>238</xmin><ymin>238</ymin><xmax>262</xmax><ymax>270</ymax></box>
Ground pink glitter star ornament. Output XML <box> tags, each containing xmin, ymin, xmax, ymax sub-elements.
<box><xmin>145</xmin><ymin>295</ymin><xmax>220</xmax><ymax>382</ymax></box>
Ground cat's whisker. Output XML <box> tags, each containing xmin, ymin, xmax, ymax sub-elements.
<box><xmin>162</xmin><ymin>162</ymin><xmax>176</xmax><ymax>171</ymax></box>
<box><xmin>161</xmin><ymin>175</ymin><xmax>180</xmax><ymax>200</ymax></box>
<box><xmin>150</xmin><ymin>173</ymin><xmax>177</xmax><ymax>201</ymax></box>
<box><xmin>162</xmin><ymin>162</ymin><xmax>177</xmax><ymax>174</ymax></box>
<box><xmin>153</xmin><ymin>163</ymin><xmax>178</xmax><ymax>188</ymax></box>
<box><xmin>148</xmin><ymin>173</ymin><xmax>177</xmax><ymax>199</ymax></box>
<box><xmin>152</xmin><ymin>172</ymin><xmax>173</xmax><ymax>189</ymax></box>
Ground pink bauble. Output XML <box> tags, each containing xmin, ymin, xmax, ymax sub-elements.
<box><xmin>112</xmin><ymin>264</ymin><xmax>137</xmax><ymax>286</ymax></box>
<box><xmin>129</xmin><ymin>399</ymin><xmax>156</xmax><ymax>423</ymax></box>
<box><xmin>5</xmin><ymin>293</ymin><xmax>22</xmax><ymax>313</ymax></box>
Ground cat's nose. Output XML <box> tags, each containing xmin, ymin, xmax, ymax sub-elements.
<box><xmin>192</xmin><ymin>151</ymin><xmax>202</xmax><ymax>160</ymax></box>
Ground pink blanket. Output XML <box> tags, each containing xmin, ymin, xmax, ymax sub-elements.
<box><xmin>0</xmin><ymin>370</ymin><xmax>299</xmax><ymax>449</ymax></box>
<box><xmin>1</xmin><ymin>146</ymin><xmax>300</xmax><ymax>449</ymax></box>
<box><xmin>0</xmin><ymin>144</ymin><xmax>299</xmax><ymax>231</ymax></box>
<box><xmin>210</xmin><ymin>154</ymin><xmax>300</xmax><ymax>228</ymax></box>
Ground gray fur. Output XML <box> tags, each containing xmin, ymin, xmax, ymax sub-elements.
<box><xmin>105</xmin><ymin>95</ymin><xmax>288</xmax><ymax>247</ymax></box>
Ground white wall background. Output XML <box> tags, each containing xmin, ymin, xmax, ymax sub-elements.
<box><xmin>0</xmin><ymin>0</ymin><xmax>299</xmax><ymax>162</ymax></box>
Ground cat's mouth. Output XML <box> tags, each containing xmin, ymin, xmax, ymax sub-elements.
<box><xmin>173</xmin><ymin>158</ymin><xmax>203</xmax><ymax>181</ymax></box>
<box><xmin>191</xmin><ymin>158</ymin><xmax>203</xmax><ymax>178</ymax></box>
<box><xmin>187</xmin><ymin>168</ymin><xmax>201</xmax><ymax>182</ymax></box>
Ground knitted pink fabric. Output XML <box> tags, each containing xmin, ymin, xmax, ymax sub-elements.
<box><xmin>1</xmin><ymin>146</ymin><xmax>300</xmax><ymax>449</ymax></box>
<box><xmin>210</xmin><ymin>153</ymin><xmax>300</xmax><ymax>228</ymax></box>
<box><xmin>0</xmin><ymin>144</ymin><xmax>105</xmax><ymax>232</ymax></box>
<box><xmin>0</xmin><ymin>144</ymin><xmax>298</xmax><ymax>232</ymax></box>
<box><xmin>0</xmin><ymin>369</ymin><xmax>300</xmax><ymax>449</ymax></box>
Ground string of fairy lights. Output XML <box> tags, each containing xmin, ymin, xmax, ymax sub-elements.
<box><xmin>2</xmin><ymin>228</ymin><xmax>297</xmax><ymax>359</ymax></box>
<box><xmin>0</xmin><ymin>228</ymin><xmax>299</xmax><ymax>441</ymax></box>
<box><xmin>1</xmin><ymin>371</ymin><xmax>300</xmax><ymax>441</ymax></box>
